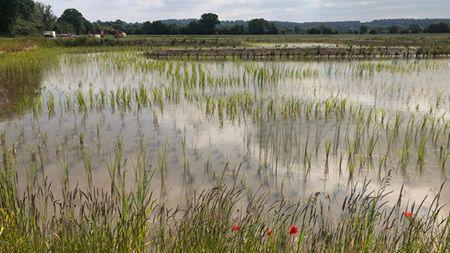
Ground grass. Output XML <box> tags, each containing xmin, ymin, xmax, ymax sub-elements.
<box><xmin>0</xmin><ymin>37</ymin><xmax>55</xmax><ymax>53</ymax></box>
<box><xmin>0</xmin><ymin>143</ymin><xmax>449</xmax><ymax>252</ymax></box>
<box><xmin>1</xmin><ymin>33</ymin><xmax>450</xmax><ymax>54</ymax></box>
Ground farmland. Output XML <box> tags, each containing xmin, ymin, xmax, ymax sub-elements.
<box><xmin>0</xmin><ymin>34</ymin><xmax>449</xmax><ymax>252</ymax></box>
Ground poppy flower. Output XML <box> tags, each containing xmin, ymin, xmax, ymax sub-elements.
<box><xmin>231</xmin><ymin>224</ymin><xmax>240</xmax><ymax>232</ymax></box>
<box><xmin>289</xmin><ymin>224</ymin><xmax>299</xmax><ymax>236</ymax></box>
<box><xmin>404</xmin><ymin>211</ymin><xmax>412</xmax><ymax>219</ymax></box>
<box><xmin>266</xmin><ymin>228</ymin><xmax>273</xmax><ymax>236</ymax></box>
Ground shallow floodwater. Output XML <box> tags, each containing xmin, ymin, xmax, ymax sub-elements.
<box><xmin>1</xmin><ymin>52</ymin><xmax>449</xmax><ymax>213</ymax></box>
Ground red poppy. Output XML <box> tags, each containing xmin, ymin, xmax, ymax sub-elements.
<box><xmin>231</xmin><ymin>224</ymin><xmax>240</xmax><ymax>232</ymax></box>
<box><xmin>404</xmin><ymin>211</ymin><xmax>412</xmax><ymax>219</ymax></box>
<box><xmin>289</xmin><ymin>224</ymin><xmax>299</xmax><ymax>236</ymax></box>
<box><xmin>266</xmin><ymin>228</ymin><xmax>273</xmax><ymax>236</ymax></box>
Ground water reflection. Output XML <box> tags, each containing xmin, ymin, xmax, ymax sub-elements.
<box><xmin>0</xmin><ymin>66</ymin><xmax>45</xmax><ymax>120</ymax></box>
<box><xmin>0</xmin><ymin>52</ymin><xmax>449</xmax><ymax>213</ymax></box>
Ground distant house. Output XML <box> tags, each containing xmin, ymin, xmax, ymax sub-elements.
<box><xmin>43</xmin><ymin>31</ymin><xmax>56</xmax><ymax>38</ymax></box>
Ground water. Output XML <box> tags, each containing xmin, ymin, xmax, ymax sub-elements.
<box><xmin>1</xmin><ymin>51</ymin><xmax>449</xmax><ymax>213</ymax></box>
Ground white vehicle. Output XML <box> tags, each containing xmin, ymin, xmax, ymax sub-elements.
<box><xmin>43</xmin><ymin>31</ymin><xmax>56</xmax><ymax>38</ymax></box>
<box><xmin>115</xmin><ymin>31</ymin><xmax>126</xmax><ymax>38</ymax></box>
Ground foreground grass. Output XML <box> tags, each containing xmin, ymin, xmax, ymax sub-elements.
<box><xmin>0</xmin><ymin>142</ymin><xmax>448</xmax><ymax>252</ymax></box>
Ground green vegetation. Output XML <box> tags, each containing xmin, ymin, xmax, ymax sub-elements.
<box><xmin>57</xmin><ymin>8</ymin><xmax>92</xmax><ymax>34</ymax></box>
<box><xmin>0</xmin><ymin>149</ymin><xmax>448</xmax><ymax>252</ymax></box>
<box><xmin>247</xmin><ymin>19</ymin><xmax>279</xmax><ymax>35</ymax></box>
<box><xmin>425</xmin><ymin>23</ymin><xmax>450</xmax><ymax>33</ymax></box>
<box><xmin>0</xmin><ymin>0</ymin><xmax>56</xmax><ymax>36</ymax></box>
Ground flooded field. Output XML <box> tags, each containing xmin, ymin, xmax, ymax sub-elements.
<box><xmin>2</xmin><ymin>51</ymin><xmax>449</xmax><ymax>205</ymax></box>
<box><xmin>1</xmin><ymin>49</ymin><xmax>449</xmax><ymax>252</ymax></box>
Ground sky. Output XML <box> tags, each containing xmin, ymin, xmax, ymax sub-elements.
<box><xmin>40</xmin><ymin>0</ymin><xmax>450</xmax><ymax>23</ymax></box>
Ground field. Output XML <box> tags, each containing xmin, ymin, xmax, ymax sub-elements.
<box><xmin>0</xmin><ymin>35</ymin><xmax>449</xmax><ymax>252</ymax></box>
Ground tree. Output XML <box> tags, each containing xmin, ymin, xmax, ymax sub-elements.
<box><xmin>126</xmin><ymin>22</ymin><xmax>144</xmax><ymax>34</ymax></box>
<box><xmin>5</xmin><ymin>0</ymin><xmax>56</xmax><ymax>36</ymax></box>
<box><xmin>57</xmin><ymin>21</ymin><xmax>75</xmax><ymax>34</ymax></box>
<box><xmin>425</xmin><ymin>23</ymin><xmax>450</xmax><ymax>33</ymax></box>
<box><xmin>142</xmin><ymin>21</ymin><xmax>152</xmax><ymax>34</ymax></box>
<box><xmin>320</xmin><ymin>25</ymin><xmax>335</xmax><ymax>34</ymax></box>
<box><xmin>8</xmin><ymin>0</ymin><xmax>35</xmax><ymax>35</ymax></box>
<box><xmin>111</xmin><ymin>19</ymin><xmax>127</xmax><ymax>32</ymax></box>
<box><xmin>142</xmin><ymin>21</ymin><xmax>171</xmax><ymax>35</ymax></box>
<box><xmin>359</xmin><ymin>25</ymin><xmax>368</xmax><ymax>34</ymax></box>
<box><xmin>199</xmin><ymin>13</ymin><xmax>219</xmax><ymax>34</ymax></box>
<box><xmin>294</xmin><ymin>26</ymin><xmax>303</xmax><ymax>34</ymax></box>
<box><xmin>0</xmin><ymin>0</ymin><xmax>22</xmax><ymax>35</ymax></box>
<box><xmin>183</xmin><ymin>20</ymin><xmax>202</xmax><ymax>34</ymax></box>
<box><xmin>229</xmin><ymin>24</ymin><xmax>246</xmax><ymax>34</ymax></box>
<box><xmin>248</xmin><ymin>19</ymin><xmax>266</xmax><ymax>34</ymax></box>
<box><xmin>307</xmin><ymin>27</ymin><xmax>321</xmax><ymax>34</ymax></box>
<box><xmin>11</xmin><ymin>17</ymin><xmax>39</xmax><ymax>35</ymax></box>
<box><xmin>409</xmin><ymin>24</ymin><xmax>422</xmax><ymax>34</ymax></box>
<box><xmin>248</xmin><ymin>19</ymin><xmax>278</xmax><ymax>34</ymax></box>
<box><xmin>388</xmin><ymin>25</ymin><xmax>400</xmax><ymax>34</ymax></box>
<box><xmin>267</xmin><ymin>22</ymin><xmax>278</xmax><ymax>34</ymax></box>
<box><xmin>41</xmin><ymin>3</ymin><xmax>56</xmax><ymax>30</ymax></box>
<box><xmin>17</xmin><ymin>0</ymin><xmax>35</xmax><ymax>20</ymax></box>
<box><xmin>58</xmin><ymin>8</ymin><xmax>90</xmax><ymax>34</ymax></box>
<box><xmin>400</xmin><ymin>28</ymin><xmax>410</xmax><ymax>34</ymax></box>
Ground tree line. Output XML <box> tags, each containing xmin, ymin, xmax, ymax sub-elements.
<box><xmin>1</xmin><ymin>0</ymin><xmax>449</xmax><ymax>36</ymax></box>
<box><xmin>358</xmin><ymin>23</ymin><xmax>450</xmax><ymax>34</ymax></box>
<box><xmin>0</xmin><ymin>0</ymin><xmax>92</xmax><ymax>35</ymax></box>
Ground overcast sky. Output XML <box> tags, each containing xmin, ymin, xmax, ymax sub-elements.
<box><xmin>40</xmin><ymin>0</ymin><xmax>450</xmax><ymax>23</ymax></box>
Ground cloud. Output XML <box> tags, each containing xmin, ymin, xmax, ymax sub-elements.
<box><xmin>40</xmin><ymin>0</ymin><xmax>450</xmax><ymax>22</ymax></box>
